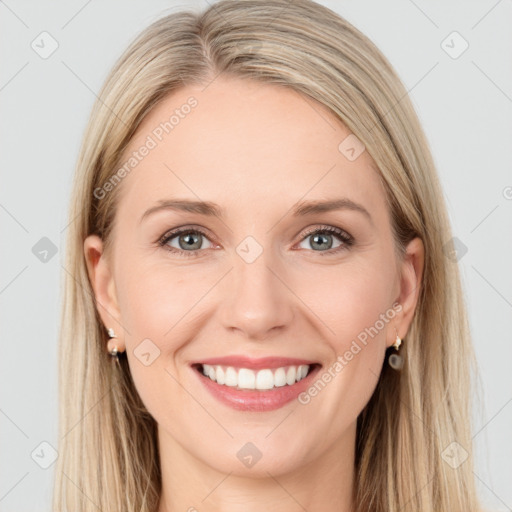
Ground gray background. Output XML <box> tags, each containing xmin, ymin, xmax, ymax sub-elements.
<box><xmin>1</xmin><ymin>0</ymin><xmax>511</xmax><ymax>510</ymax></box>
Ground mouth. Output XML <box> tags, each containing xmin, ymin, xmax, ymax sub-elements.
<box><xmin>191</xmin><ymin>361</ymin><xmax>322</xmax><ymax>412</ymax></box>
<box><xmin>191</xmin><ymin>362</ymin><xmax>322</xmax><ymax>391</ymax></box>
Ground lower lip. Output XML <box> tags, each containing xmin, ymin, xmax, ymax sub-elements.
<box><xmin>193</xmin><ymin>364</ymin><xmax>321</xmax><ymax>412</ymax></box>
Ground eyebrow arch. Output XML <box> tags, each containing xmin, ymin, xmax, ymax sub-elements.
<box><xmin>292</xmin><ymin>198</ymin><xmax>372</xmax><ymax>223</ymax></box>
<box><xmin>139</xmin><ymin>199</ymin><xmax>222</xmax><ymax>224</ymax></box>
<box><xmin>139</xmin><ymin>197</ymin><xmax>373</xmax><ymax>225</ymax></box>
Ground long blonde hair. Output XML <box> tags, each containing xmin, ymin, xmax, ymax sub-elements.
<box><xmin>53</xmin><ymin>1</ymin><xmax>484</xmax><ymax>510</ymax></box>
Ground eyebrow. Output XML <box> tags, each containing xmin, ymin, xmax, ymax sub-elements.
<box><xmin>139</xmin><ymin>197</ymin><xmax>373</xmax><ymax>225</ymax></box>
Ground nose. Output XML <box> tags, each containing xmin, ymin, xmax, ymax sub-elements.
<box><xmin>218</xmin><ymin>248</ymin><xmax>294</xmax><ymax>341</ymax></box>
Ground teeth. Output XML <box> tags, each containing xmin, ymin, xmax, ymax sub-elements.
<box><xmin>201</xmin><ymin>364</ymin><xmax>311</xmax><ymax>390</ymax></box>
<box><xmin>274</xmin><ymin>367</ymin><xmax>287</xmax><ymax>387</ymax></box>
<box><xmin>256</xmin><ymin>369</ymin><xmax>273</xmax><ymax>390</ymax></box>
<box><xmin>225</xmin><ymin>367</ymin><xmax>236</xmax><ymax>386</ymax></box>
<box><xmin>215</xmin><ymin>366</ymin><xmax>225</xmax><ymax>385</ymax></box>
<box><xmin>286</xmin><ymin>366</ymin><xmax>296</xmax><ymax>385</ymax></box>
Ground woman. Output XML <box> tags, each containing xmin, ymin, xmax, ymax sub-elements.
<box><xmin>53</xmin><ymin>0</ymin><xmax>484</xmax><ymax>510</ymax></box>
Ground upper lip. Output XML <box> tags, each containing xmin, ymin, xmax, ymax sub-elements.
<box><xmin>190</xmin><ymin>355</ymin><xmax>320</xmax><ymax>370</ymax></box>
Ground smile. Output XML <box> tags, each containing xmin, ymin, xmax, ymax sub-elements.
<box><xmin>191</xmin><ymin>360</ymin><xmax>322</xmax><ymax>412</ymax></box>
<box><xmin>200</xmin><ymin>363</ymin><xmax>311</xmax><ymax>390</ymax></box>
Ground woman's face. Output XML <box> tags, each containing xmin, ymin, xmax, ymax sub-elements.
<box><xmin>85</xmin><ymin>76</ymin><xmax>423</xmax><ymax>478</ymax></box>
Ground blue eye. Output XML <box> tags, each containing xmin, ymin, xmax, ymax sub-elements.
<box><xmin>297</xmin><ymin>225</ymin><xmax>354</xmax><ymax>255</ymax></box>
<box><xmin>159</xmin><ymin>227</ymin><xmax>214</xmax><ymax>257</ymax></box>
<box><xmin>158</xmin><ymin>225</ymin><xmax>354</xmax><ymax>258</ymax></box>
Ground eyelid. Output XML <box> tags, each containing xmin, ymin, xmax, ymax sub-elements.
<box><xmin>298</xmin><ymin>224</ymin><xmax>353</xmax><ymax>243</ymax></box>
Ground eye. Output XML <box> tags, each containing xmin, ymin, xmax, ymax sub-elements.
<box><xmin>159</xmin><ymin>227</ymin><xmax>214</xmax><ymax>257</ymax></box>
<box><xmin>158</xmin><ymin>224</ymin><xmax>354</xmax><ymax>257</ymax></box>
<box><xmin>296</xmin><ymin>225</ymin><xmax>354</xmax><ymax>255</ymax></box>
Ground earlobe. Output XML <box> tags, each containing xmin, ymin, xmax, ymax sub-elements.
<box><xmin>83</xmin><ymin>235</ymin><xmax>122</xmax><ymax>338</ymax></box>
<box><xmin>393</xmin><ymin>236</ymin><xmax>424</xmax><ymax>342</ymax></box>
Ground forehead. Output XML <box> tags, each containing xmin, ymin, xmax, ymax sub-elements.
<box><xmin>115</xmin><ymin>76</ymin><xmax>387</xmax><ymax>222</ymax></box>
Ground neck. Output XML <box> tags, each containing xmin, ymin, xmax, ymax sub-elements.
<box><xmin>156</xmin><ymin>421</ymin><xmax>356</xmax><ymax>512</ymax></box>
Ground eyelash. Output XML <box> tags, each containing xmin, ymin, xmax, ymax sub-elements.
<box><xmin>157</xmin><ymin>224</ymin><xmax>354</xmax><ymax>258</ymax></box>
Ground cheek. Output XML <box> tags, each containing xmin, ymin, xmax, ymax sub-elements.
<box><xmin>298</xmin><ymin>261</ymin><xmax>394</xmax><ymax>401</ymax></box>
<box><xmin>299</xmin><ymin>259</ymin><xmax>395</xmax><ymax>347</ymax></box>
<box><xmin>114</xmin><ymin>260</ymin><xmax>217</xmax><ymax>405</ymax></box>
<box><xmin>114</xmin><ymin>264</ymin><xmax>199</xmax><ymax>422</ymax></box>
<box><xmin>116</xmin><ymin>258</ymin><xmax>206</xmax><ymax>343</ymax></box>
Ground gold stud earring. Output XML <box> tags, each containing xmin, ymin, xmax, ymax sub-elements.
<box><xmin>392</xmin><ymin>332</ymin><xmax>402</xmax><ymax>350</ymax></box>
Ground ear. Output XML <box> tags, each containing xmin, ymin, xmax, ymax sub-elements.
<box><xmin>83</xmin><ymin>234</ymin><xmax>125</xmax><ymax>351</ymax></box>
<box><xmin>390</xmin><ymin>236</ymin><xmax>424</xmax><ymax>346</ymax></box>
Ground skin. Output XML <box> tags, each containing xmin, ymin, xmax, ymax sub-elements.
<box><xmin>84</xmin><ymin>76</ymin><xmax>424</xmax><ymax>512</ymax></box>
